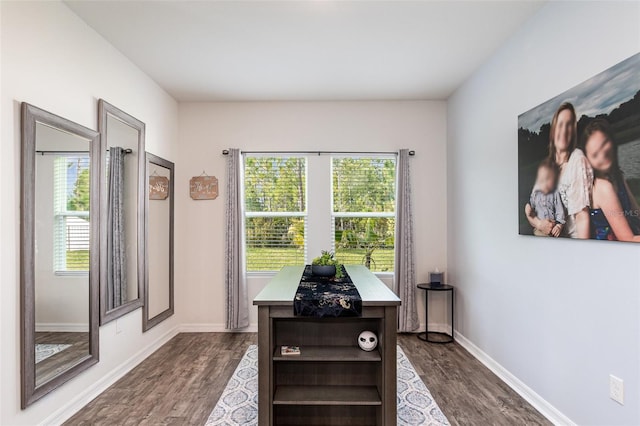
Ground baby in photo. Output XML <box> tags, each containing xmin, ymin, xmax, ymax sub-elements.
<box><xmin>529</xmin><ymin>159</ymin><xmax>566</xmax><ymax>237</ymax></box>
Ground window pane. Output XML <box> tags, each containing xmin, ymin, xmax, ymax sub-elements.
<box><xmin>333</xmin><ymin>157</ymin><xmax>396</xmax><ymax>213</ymax></box>
<box><xmin>54</xmin><ymin>156</ymin><xmax>91</xmax><ymax>272</ymax></box>
<box><xmin>244</xmin><ymin>156</ymin><xmax>307</xmax><ymax>272</ymax></box>
<box><xmin>245</xmin><ymin>217</ymin><xmax>306</xmax><ymax>271</ymax></box>
<box><xmin>64</xmin><ymin>157</ymin><xmax>91</xmax><ymax>212</ymax></box>
<box><xmin>64</xmin><ymin>216</ymin><xmax>90</xmax><ymax>270</ymax></box>
<box><xmin>244</xmin><ymin>157</ymin><xmax>306</xmax><ymax>213</ymax></box>
<box><xmin>334</xmin><ymin>217</ymin><xmax>395</xmax><ymax>272</ymax></box>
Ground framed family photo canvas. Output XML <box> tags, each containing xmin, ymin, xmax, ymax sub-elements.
<box><xmin>518</xmin><ymin>52</ymin><xmax>640</xmax><ymax>243</ymax></box>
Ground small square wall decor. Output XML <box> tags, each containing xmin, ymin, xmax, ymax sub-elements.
<box><xmin>190</xmin><ymin>175</ymin><xmax>218</xmax><ymax>200</ymax></box>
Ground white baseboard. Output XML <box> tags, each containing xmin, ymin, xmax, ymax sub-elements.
<box><xmin>454</xmin><ymin>331</ymin><xmax>575</xmax><ymax>426</ymax></box>
<box><xmin>179</xmin><ymin>323</ymin><xmax>258</xmax><ymax>333</ymax></box>
<box><xmin>36</xmin><ymin>323</ymin><xmax>89</xmax><ymax>333</ymax></box>
<box><xmin>41</xmin><ymin>325</ymin><xmax>180</xmax><ymax>426</ymax></box>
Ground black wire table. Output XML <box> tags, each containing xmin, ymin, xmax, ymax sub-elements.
<box><xmin>417</xmin><ymin>283</ymin><xmax>454</xmax><ymax>344</ymax></box>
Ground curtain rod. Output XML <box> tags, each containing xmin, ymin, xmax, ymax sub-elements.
<box><xmin>36</xmin><ymin>149</ymin><xmax>133</xmax><ymax>155</ymax></box>
<box><xmin>109</xmin><ymin>148</ymin><xmax>133</xmax><ymax>154</ymax></box>
<box><xmin>221</xmin><ymin>149</ymin><xmax>415</xmax><ymax>156</ymax></box>
<box><xmin>36</xmin><ymin>150</ymin><xmax>89</xmax><ymax>155</ymax></box>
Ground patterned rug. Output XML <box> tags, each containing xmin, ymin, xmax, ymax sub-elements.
<box><xmin>205</xmin><ymin>345</ymin><xmax>449</xmax><ymax>426</ymax></box>
<box><xmin>35</xmin><ymin>344</ymin><xmax>72</xmax><ymax>363</ymax></box>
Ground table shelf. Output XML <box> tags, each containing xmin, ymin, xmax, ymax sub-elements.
<box><xmin>273</xmin><ymin>346</ymin><xmax>381</xmax><ymax>362</ymax></box>
<box><xmin>273</xmin><ymin>385</ymin><xmax>381</xmax><ymax>406</ymax></box>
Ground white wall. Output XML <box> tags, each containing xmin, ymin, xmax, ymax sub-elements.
<box><xmin>447</xmin><ymin>1</ymin><xmax>640</xmax><ymax>425</ymax></box>
<box><xmin>1</xmin><ymin>2</ymin><xmax>179</xmax><ymax>425</ymax></box>
<box><xmin>177</xmin><ymin>101</ymin><xmax>448</xmax><ymax>331</ymax></box>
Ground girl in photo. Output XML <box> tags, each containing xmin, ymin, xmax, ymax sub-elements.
<box><xmin>582</xmin><ymin>119</ymin><xmax>640</xmax><ymax>242</ymax></box>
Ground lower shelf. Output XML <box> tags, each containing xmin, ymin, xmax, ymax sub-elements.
<box><xmin>273</xmin><ymin>346</ymin><xmax>381</xmax><ymax>362</ymax></box>
<box><xmin>273</xmin><ymin>385</ymin><xmax>381</xmax><ymax>406</ymax></box>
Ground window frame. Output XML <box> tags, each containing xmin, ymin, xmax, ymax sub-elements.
<box><xmin>243</xmin><ymin>154</ymin><xmax>308</xmax><ymax>274</ymax></box>
<box><xmin>331</xmin><ymin>155</ymin><xmax>397</xmax><ymax>275</ymax></box>
<box><xmin>242</xmin><ymin>153</ymin><xmax>397</xmax><ymax>276</ymax></box>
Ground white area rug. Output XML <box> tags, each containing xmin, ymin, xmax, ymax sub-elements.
<box><xmin>35</xmin><ymin>344</ymin><xmax>72</xmax><ymax>363</ymax></box>
<box><xmin>205</xmin><ymin>345</ymin><xmax>449</xmax><ymax>425</ymax></box>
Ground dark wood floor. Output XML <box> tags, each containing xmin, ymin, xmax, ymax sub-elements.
<box><xmin>397</xmin><ymin>335</ymin><xmax>550</xmax><ymax>426</ymax></box>
<box><xmin>64</xmin><ymin>333</ymin><xmax>550</xmax><ymax>425</ymax></box>
<box><xmin>36</xmin><ymin>332</ymin><xmax>89</xmax><ymax>387</ymax></box>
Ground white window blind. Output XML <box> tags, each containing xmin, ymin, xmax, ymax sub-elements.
<box><xmin>243</xmin><ymin>156</ymin><xmax>307</xmax><ymax>272</ymax></box>
<box><xmin>54</xmin><ymin>155</ymin><xmax>91</xmax><ymax>273</ymax></box>
<box><xmin>332</xmin><ymin>156</ymin><xmax>396</xmax><ymax>272</ymax></box>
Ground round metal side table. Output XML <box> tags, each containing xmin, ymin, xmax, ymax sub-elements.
<box><xmin>417</xmin><ymin>283</ymin><xmax>454</xmax><ymax>344</ymax></box>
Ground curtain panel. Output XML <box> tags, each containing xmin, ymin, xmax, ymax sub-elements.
<box><xmin>225</xmin><ymin>149</ymin><xmax>250</xmax><ymax>329</ymax></box>
<box><xmin>395</xmin><ymin>149</ymin><xmax>419</xmax><ymax>332</ymax></box>
<box><xmin>107</xmin><ymin>146</ymin><xmax>126</xmax><ymax>309</ymax></box>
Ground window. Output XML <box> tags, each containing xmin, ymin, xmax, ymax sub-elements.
<box><xmin>243</xmin><ymin>153</ymin><xmax>396</xmax><ymax>274</ymax></box>
<box><xmin>54</xmin><ymin>155</ymin><xmax>91</xmax><ymax>273</ymax></box>
<box><xmin>244</xmin><ymin>156</ymin><xmax>307</xmax><ymax>272</ymax></box>
<box><xmin>332</xmin><ymin>157</ymin><xmax>396</xmax><ymax>272</ymax></box>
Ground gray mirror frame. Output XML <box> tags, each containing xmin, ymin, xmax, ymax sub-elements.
<box><xmin>98</xmin><ymin>100</ymin><xmax>146</xmax><ymax>325</ymax></box>
<box><xmin>20</xmin><ymin>103</ymin><xmax>100</xmax><ymax>408</ymax></box>
<box><xmin>143</xmin><ymin>153</ymin><xmax>175</xmax><ymax>331</ymax></box>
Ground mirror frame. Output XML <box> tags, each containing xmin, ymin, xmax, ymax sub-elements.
<box><xmin>143</xmin><ymin>153</ymin><xmax>175</xmax><ymax>331</ymax></box>
<box><xmin>20</xmin><ymin>103</ymin><xmax>100</xmax><ymax>408</ymax></box>
<box><xmin>97</xmin><ymin>100</ymin><xmax>146</xmax><ymax>325</ymax></box>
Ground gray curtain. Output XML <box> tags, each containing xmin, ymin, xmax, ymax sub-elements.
<box><xmin>225</xmin><ymin>149</ymin><xmax>250</xmax><ymax>329</ymax></box>
<box><xmin>107</xmin><ymin>147</ymin><xmax>126</xmax><ymax>310</ymax></box>
<box><xmin>395</xmin><ymin>149</ymin><xmax>419</xmax><ymax>332</ymax></box>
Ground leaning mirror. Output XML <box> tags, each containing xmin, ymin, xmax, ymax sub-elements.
<box><xmin>21</xmin><ymin>103</ymin><xmax>100</xmax><ymax>408</ymax></box>
<box><xmin>143</xmin><ymin>153</ymin><xmax>174</xmax><ymax>331</ymax></box>
<box><xmin>98</xmin><ymin>100</ymin><xmax>145</xmax><ymax>324</ymax></box>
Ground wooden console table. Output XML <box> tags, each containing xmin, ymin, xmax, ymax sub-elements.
<box><xmin>253</xmin><ymin>265</ymin><xmax>401</xmax><ymax>426</ymax></box>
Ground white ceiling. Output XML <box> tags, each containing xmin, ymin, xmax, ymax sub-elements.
<box><xmin>66</xmin><ymin>0</ymin><xmax>545</xmax><ymax>102</ymax></box>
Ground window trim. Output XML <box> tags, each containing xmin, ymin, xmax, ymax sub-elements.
<box><xmin>333</xmin><ymin>212</ymin><xmax>395</xmax><ymax>218</ymax></box>
<box><xmin>245</xmin><ymin>212</ymin><xmax>306</xmax><ymax>218</ymax></box>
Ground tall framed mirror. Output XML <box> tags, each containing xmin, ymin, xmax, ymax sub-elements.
<box><xmin>98</xmin><ymin>100</ymin><xmax>145</xmax><ymax>324</ymax></box>
<box><xmin>21</xmin><ymin>103</ymin><xmax>100</xmax><ymax>408</ymax></box>
<box><xmin>143</xmin><ymin>153</ymin><xmax>174</xmax><ymax>331</ymax></box>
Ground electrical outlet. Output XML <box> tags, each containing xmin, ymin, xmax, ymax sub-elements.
<box><xmin>610</xmin><ymin>375</ymin><xmax>624</xmax><ymax>405</ymax></box>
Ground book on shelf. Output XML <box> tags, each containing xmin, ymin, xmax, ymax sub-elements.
<box><xmin>281</xmin><ymin>346</ymin><xmax>301</xmax><ymax>356</ymax></box>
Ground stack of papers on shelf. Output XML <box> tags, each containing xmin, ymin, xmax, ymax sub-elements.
<box><xmin>281</xmin><ymin>346</ymin><xmax>301</xmax><ymax>356</ymax></box>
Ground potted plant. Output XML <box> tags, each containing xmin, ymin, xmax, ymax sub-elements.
<box><xmin>311</xmin><ymin>250</ymin><xmax>344</xmax><ymax>278</ymax></box>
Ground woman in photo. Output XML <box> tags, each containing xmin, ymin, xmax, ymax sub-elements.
<box><xmin>582</xmin><ymin>119</ymin><xmax>640</xmax><ymax>242</ymax></box>
<box><xmin>525</xmin><ymin>102</ymin><xmax>593</xmax><ymax>238</ymax></box>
